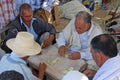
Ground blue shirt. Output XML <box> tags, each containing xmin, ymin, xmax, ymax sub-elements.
<box><xmin>0</xmin><ymin>54</ymin><xmax>39</xmax><ymax>80</ymax></box>
<box><xmin>20</xmin><ymin>17</ymin><xmax>38</xmax><ymax>40</ymax></box>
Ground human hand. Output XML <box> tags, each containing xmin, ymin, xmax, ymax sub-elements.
<box><xmin>58</xmin><ymin>45</ymin><xmax>67</xmax><ymax>56</ymax></box>
<box><xmin>42</xmin><ymin>39</ymin><xmax>51</xmax><ymax>48</ymax></box>
<box><xmin>39</xmin><ymin>63</ymin><xmax>47</xmax><ymax>80</ymax></box>
<box><xmin>42</xmin><ymin>34</ymin><xmax>54</xmax><ymax>48</ymax></box>
<box><xmin>39</xmin><ymin>63</ymin><xmax>46</xmax><ymax>71</ymax></box>
<box><xmin>68</xmin><ymin>52</ymin><xmax>80</xmax><ymax>60</ymax></box>
<box><xmin>83</xmin><ymin>69</ymin><xmax>96</xmax><ymax>77</ymax></box>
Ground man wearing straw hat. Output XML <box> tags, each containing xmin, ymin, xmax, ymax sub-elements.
<box><xmin>0</xmin><ymin>32</ymin><xmax>46</xmax><ymax>80</ymax></box>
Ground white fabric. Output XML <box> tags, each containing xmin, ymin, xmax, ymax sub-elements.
<box><xmin>59</xmin><ymin>0</ymin><xmax>92</xmax><ymax>19</ymax></box>
<box><xmin>0</xmin><ymin>54</ymin><xmax>39</xmax><ymax>80</ymax></box>
<box><xmin>93</xmin><ymin>54</ymin><xmax>120</xmax><ymax>80</ymax></box>
<box><xmin>56</xmin><ymin>18</ymin><xmax>103</xmax><ymax>60</ymax></box>
<box><xmin>62</xmin><ymin>70</ymin><xmax>88</xmax><ymax>80</ymax></box>
<box><xmin>6</xmin><ymin>32</ymin><xmax>41</xmax><ymax>56</ymax></box>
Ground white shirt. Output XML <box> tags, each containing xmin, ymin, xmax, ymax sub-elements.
<box><xmin>93</xmin><ymin>55</ymin><xmax>120</xmax><ymax>80</ymax></box>
<box><xmin>57</xmin><ymin>22</ymin><xmax>94</xmax><ymax>59</ymax></box>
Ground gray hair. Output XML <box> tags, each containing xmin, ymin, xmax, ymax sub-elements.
<box><xmin>76</xmin><ymin>11</ymin><xmax>91</xmax><ymax>23</ymax></box>
<box><xmin>19</xmin><ymin>3</ymin><xmax>32</xmax><ymax>14</ymax></box>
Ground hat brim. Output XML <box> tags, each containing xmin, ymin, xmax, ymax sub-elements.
<box><xmin>6</xmin><ymin>38</ymin><xmax>41</xmax><ymax>56</ymax></box>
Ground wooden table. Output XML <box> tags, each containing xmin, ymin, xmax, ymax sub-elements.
<box><xmin>28</xmin><ymin>44</ymin><xmax>86</xmax><ymax>80</ymax></box>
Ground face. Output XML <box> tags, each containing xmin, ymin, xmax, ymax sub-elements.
<box><xmin>20</xmin><ymin>10</ymin><xmax>33</xmax><ymax>24</ymax></box>
<box><xmin>75</xmin><ymin>17</ymin><xmax>90</xmax><ymax>34</ymax></box>
<box><xmin>90</xmin><ymin>47</ymin><xmax>102</xmax><ymax>67</ymax></box>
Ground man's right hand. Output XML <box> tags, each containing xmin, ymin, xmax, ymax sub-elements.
<box><xmin>58</xmin><ymin>45</ymin><xmax>67</xmax><ymax>56</ymax></box>
<box><xmin>83</xmin><ymin>69</ymin><xmax>96</xmax><ymax>78</ymax></box>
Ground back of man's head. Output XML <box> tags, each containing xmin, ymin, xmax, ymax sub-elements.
<box><xmin>91</xmin><ymin>34</ymin><xmax>118</xmax><ymax>58</ymax></box>
<box><xmin>0</xmin><ymin>70</ymin><xmax>24</xmax><ymax>80</ymax></box>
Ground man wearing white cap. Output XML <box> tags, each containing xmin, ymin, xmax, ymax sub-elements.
<box><xmin>62</xmin><ymin>70</ymin><xmax>88</xmax><ymax>80</ymax></box>
<box><xmin>0</xmin><ymin>32</ymin><xmax>46</xmax><ymax>80</ymax></box>
<box><xmin>63</xmin><ymin>34</ymin><xmax>120</xmax><ymax>80</ymax></box>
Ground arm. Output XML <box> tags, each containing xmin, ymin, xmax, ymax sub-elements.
<box><xmin>83</xmin><ymin>69</ymin><xmax>96</xmax><ymax>78</ymax></box>
<box><xmin>57</xmin><ymin>18</ymin><xmax>76</xmax><ymax>56</ymax></box>
<box><xmin>68</xmin><ymin>47</ymin><xmax>93</xmax><ymax>60</ymax></box>
<box><xmin>38</xmin><ymin>63</ymin><xmax>46</xmax><ymax>80</ymax></box>
<box><xmin>56</xmin><ymin>32</ymin><xmax>67</xmax><ymax>56</ymax></box>
<box><xmin>42</xmin><ymin>34</ymin><xmax>55</xmax><ymax>48</ymax></box>
<box><xmin>36</xmin><ymin>17</ymin><xmax>56</xmax><ymax>47</ymax></box>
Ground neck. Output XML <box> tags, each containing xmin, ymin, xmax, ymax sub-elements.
<box><xmin>25</xmin><ymin>22</ymin><xmax>30</xmax><ymax>27</ymax></box>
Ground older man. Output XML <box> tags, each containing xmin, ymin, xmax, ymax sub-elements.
<box><xmin>2</xmin><ymin>3</ymin><xmax>56</xmax><ymax>53</ymax></box>
<box><xmin>56</xmin><ymin>11</ymin><xmax>103</xmax><ymax>60</ymax></box>
<box><xmin>63</xmin><ymin>34</ymin><xmax>120</xmax><ymax>80</ymax></box>
<box><xmin>83</xmin><ymin>34</ymin><xmax>120</xmax><ymax>80</ymax></box>
<box><xmin>0</xmin><ymin>32</ymin><xmax>46</xmax><ymax>80</ymax></box>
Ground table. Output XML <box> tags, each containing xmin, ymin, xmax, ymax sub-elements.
<box><xmin>28</xmin><ymin>44</ymin><xmax>86</xmax><ymax>80</ymax></box>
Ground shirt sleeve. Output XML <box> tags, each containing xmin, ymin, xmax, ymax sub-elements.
<box><xmin>56</xmin><ymin>32</ymin><xmax>66</xmax><ymax>48</ymax></box>
<box><xmin>79</xmin><ymin>49</ymin><xmax>93</xmax><ymax>60</ymax></box>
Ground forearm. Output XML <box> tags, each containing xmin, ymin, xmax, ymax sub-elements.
<box><xmin>56</xmin><ymin>32</ymin><xmax>66</xmax><ymax>48</ymax></box>
<box><xmin>38</xmin><ymin>63</ymin><xmax>46</xmax><ymax>80</ymax></box>
<box><xmin>39</xmin><ymin>70</ymin><xmax>45</xmax><ymax>80</ymax></box>
<box><xmin>47</xmin><ymin>34</ymin><xmax>55</xmax><ymax>42</ymax></box>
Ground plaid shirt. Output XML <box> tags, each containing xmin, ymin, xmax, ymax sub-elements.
<box><xmin>0</xmin><ymin>0</ymin><xmax>17</xmax><ymax>29</ymax></box>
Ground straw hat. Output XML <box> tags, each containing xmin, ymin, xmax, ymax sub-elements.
<box><xmin>6</xmin><ymin>32</ymin><xmax>41</xmax><ymax>56</ymax></box>
<box><xmin>62</xmin><ymin>71</ymin><xmax>88</xmax><ymax>80</ymax></box>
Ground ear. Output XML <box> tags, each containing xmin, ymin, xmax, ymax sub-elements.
<box><xmin>96</xmin><ymin>52</ymin><xmax>103</xmax><ymax>61</ymax></box>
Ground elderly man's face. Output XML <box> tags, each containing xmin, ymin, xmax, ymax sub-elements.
<box><xmin>75</xmin><ymin>17</ymin><xmax>90</xmax><ymax>34</ymax></box>
<box><xmin>20</xmin><ymin>10</ymin><xmax>33</xmax><ymax>24</ymax></box>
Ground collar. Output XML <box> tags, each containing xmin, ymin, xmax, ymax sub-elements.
<box><xmin>7</xmin><ymin>52</ymin><xmax>27</xmax><ymax>64</ymax></box>
<box><xmin>20</xmin><ymin>17</ymin><xmax>36</xmax><ymax>25</ymax></box>
<box><xmin>100</xmin><ymin>54</ymin><xmax>120</xmax><ymax>70</ymax></box>
<box><xmin>87</xmin><ymin>22</ymin><xmax>94</xmax><ymax>36</ymax></box>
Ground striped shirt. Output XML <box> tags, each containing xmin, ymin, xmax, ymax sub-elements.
<box><xmin>0</xmin><ymin>0</ymin><xmax>17</xmax><ymax>29</ymax></box>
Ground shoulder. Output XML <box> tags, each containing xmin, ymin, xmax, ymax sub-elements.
<box><xmin>91</xmin><ymin>21</ymin><xmax>103</xmax><ymax>31</ymax></box>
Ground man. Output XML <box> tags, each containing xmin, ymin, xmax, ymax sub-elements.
<box><xmin>63</xmin><ymin>34</ymin><xmax>120</xmax><ymax>80</ymax></box>
<box><xmin>83</xmin><ymin>34</ymin><xmax>120</xmax><ymax>80</ymax></box>
<box><xmin>62</xmin><ymin>70</ymin><xmax>88</xmax><ymax>80</ymax></box>
<box><xmin>0</xmin><ymin>32</ymin><xmax>46</xmax><ymax>80</ymax></box>
<box><xmin>56</xmin><ymin>11</ymin><xmax>103</xmax><ymax>60</ymax></box>
<box><xmin>0</xmin><ymin>0</ymin><xmax>17</xmax><ymax>29</ymax></box>
<box><xmin>0</xmin><ymin>70</ymin><xmax>24</xmax><ymax>80</ymax></box>
<box><xmin>2</xmin><ymin>3</ymin><xmax>56</xmax><ymax>52</ymax></box>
